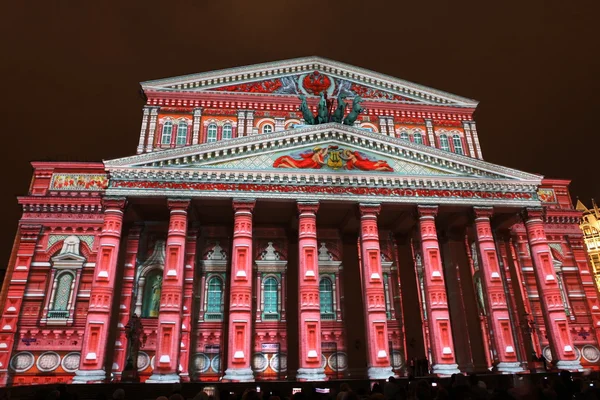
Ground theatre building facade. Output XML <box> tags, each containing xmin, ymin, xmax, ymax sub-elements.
<box><xmin>2</xmin><ymin>57</ymin><xmax>600</xmax><ymax>386</ymax></box>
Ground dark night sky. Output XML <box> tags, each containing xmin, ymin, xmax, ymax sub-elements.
<box><xmin>0</xmin><ymin>1</ymin><xmax>598</xmax><ymax>266</ymax></box>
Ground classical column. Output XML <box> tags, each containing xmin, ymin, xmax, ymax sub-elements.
<box><xmin>74</xmin><ymin>197</ymin><xmax>127</xmax><ymax>383</ymax></box>
<box><xmin>296</xmin><ymin>201</ymin><xmax>326</xmax><ymax>381</ymax></box>
<box><xmin>425</xmin><ymin>119</ymin><xmax>435</xmax><ymax>146</ymax></box>
<box><xmin>137</xmin><ymin>107</ymin><xmax>150</xmax><ymax>154</ymax></box>
<box><xmin>146</xmin><ymin>108</ymin><xmax>159</xmax><ymax>153</ymax></box>
<box><xmin>147</xmin><ymin>199</ymin><xmax>191</xmax><ymax>383</ymax></box>
<box><xmin>462</xmin><ymin>122</ymin><xmax>475</xmax><ymax>158</ymax></box>
<box><xmin>473</xmin><ymin>207</ymin><xmax>523</xmax><ymax>372</ymax></box>
<box><xmin>179</xmin><ymin>227</ymin><xmax>198</xmax><ymax>382</ymax></box>
<box><xmin>0</xmin><ymin>224</ymin><xmax>42</xmax><ymax>386</ymax></box>
<box><xmin>112</xmin><ymin>225</ymin><xmax>143</xmax><ymax>380</ymax></box>
<box><xmin>523</xmin><ymin>208</ymin><xmax>582</xmax><ymax>370</ymax></box>
<box><xmin>378</xmin><ymin>116</ymin><xmax>388</xmax><ymax>135</ymax></box>
<box><xmin>223</xmin><ymin>199</ymin><xmax>256</xmax><ymax>382</ymax></box>
<box><xmin>417</xmin><ymin>205</ymin><xmax>460</xmax><ymax>375</ymax></box>
<box><xmin>237</xmin><ymin>111</ymin><xmax>246</xmax><ymax>137</ymax></box>
<box><xmin>191</xmin><ymin>108</ymin><xmax>202</xmax><ymax>145</ymax></box>
<box><xmin>358</xmin><ymin>203</ymin><xmax>393</xmax><ymax>379</ymax></box>
<box><xmin>246</xmin><ymin>111</ymin><xmax>255</xmax><ymax>135</ymax></box>
<box><xmin>470</xmin><ymin>122</ymin><xmax>483</xmax><ymax>159</ymax></box>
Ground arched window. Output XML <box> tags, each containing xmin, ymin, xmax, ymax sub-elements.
<box><xmin>206</xmin><ymin>277</ymin><xmax>223</xmax><ymax>319</ymax></box>
<box><xmin>452</xmin><ymin>135</ymin><xmax>464</xmax><ymax>155</ymax></box>
<box><xmin>207</xmin><ymin>123</ymin><xmax>218</xmax><ymax>142</ymax></box>
<box><xmin>319</xmin><ymin>278</ymin><xmax>334</xmax><ymax>318</ymax></box>
<box><xmin>400</xmin><ymin>132</ymin><xmax>409</xmax><ymax>141</ymax></box>
<box><xmin>222</xmin><ymin>124</ymin><xmax>232</xmax><ymax>140</ymax></box>
<box><xmin>439</xmin><ymin>134</ymin><xmax>450</xmax><ymax>151</ymax></box>
<box><xmin>262</xmin><ymin>124</ymin><xmax>273</xmax><ymax>134</ymax></box>
<box><xmin>176</xmin><ymin>121</ymin><xmax>188</xmax><ymax>145</ymax></box>
<box><xmin>51</xmin><ymin>272</ymin><xmax>74</xmax><ymax>312</ymax></box>
<box><xmin>263</xmin><ymin>277</ymin><xmax>278</xmax><ymax>317</ymax></box>
<box><xmin>161</xmin><ymin>121</ymin><xmax>173</xmax><ymax>145</ymax></box>
<box><xmin>413</xmin><ymin>132</ymin><xmax>423</xmax><ymax>145</ymax></box>
<box><xmin>141</xmin><ymin>269</ymin><xmax>162</xmax><ymax>318</ymax></box>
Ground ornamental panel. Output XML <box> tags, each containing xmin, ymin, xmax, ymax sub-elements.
<box><xmin>61</xmin><ymin>352</ymin><xmax>81</xmax><ymax>373</ymax></box>
<box><xmin>50</xmin><ymin>174</ymin><xmax>108</xmax><ymax>191</ymax></box>
<box><xmin>36</xmin><ymin>351</ymin><xmax>61</xmax><ymax>372</ymax></box>
<box><xmin>10</xmin><ymin>352</ymin><xmax>34</xmax><ymax>373</ymax></box>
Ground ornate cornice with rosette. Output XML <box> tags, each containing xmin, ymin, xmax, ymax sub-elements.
<box><xmin>105</xmin><ymin>123</ymin><xmax>542</xmax><ymax>182</ymax></box>
<box><xmin>140</xmin><ymin>56</ymin><xmax>477</xmax><ymax>107</ymax></box>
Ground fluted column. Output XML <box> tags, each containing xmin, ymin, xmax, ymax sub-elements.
<box><xmin>417</xmin><ymin>205</ymin><xmax>460</xmax><ymax>375</ymax></box>
<box><xmin>147</xmin><ymin>199</ymin><xmax>191</xmax><ymax>383</ymax></box>
<box><xmin>223</xmin><ymin>199</ymin><xmax>256</xmax><ymax>382</ymax></box>
<box><xmin>74</xmin><ymin>197</ymin><xmax>127</xmax><ymax>383</ymax></box>
<box><xmin>523</xmin><ymin>207</ymin><xmax>582</xmax><ymax>370</ymax></box>
<box><xmin>296</xmin><ymin>201</ymin><xmax>326</xmax><ymax>381</ymax></box>
<box><xmin>358</xmin><ymin>203</ymin><xmax>393</xmax><ymax>379</ymax></box>
<box><xmin>473</xmin><ymin>207</ymin><xmax>523</xmax><ymax>372</ymax></box>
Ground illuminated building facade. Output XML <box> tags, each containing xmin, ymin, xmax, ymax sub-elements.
<box><xmin>576</xmin><ymin>200</ymin><xmax>600</xmax><ymax>291</ymax></box>
<box><xmin>1</xmin><ymin>57</ymin><xmax>600</xmax><ymax>386</ymax></box>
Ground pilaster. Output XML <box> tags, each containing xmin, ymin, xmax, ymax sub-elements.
<box><xmin>296</xmin><ymin>201</ymin><xmax>326</xmax><ymax>381</ymax></box>
<box><xmin>192</xmin><ymin>108</ymin><xmax>202</xmax><ymax>145</ymax></box>
<box><xmin>147</xmin><ymin>199</ymin><xmax>191</xmax><ymax>383</ymax></box>
<box><xmin>146</xmin><ymin>108</ymin><xmax>159</xmax><ymax>153</ymax></box>
<box><xmin>417</xmin><ymin>205</ymin><xmax>460</xmax><ymax>375</ymax></box>
<box><xmin>137</xmin><ymin>107</ymin><xmax>150</xmax><ymax>154</ymax></box>
<box><xmin>522</xmin><ymin>207</ymin><xmax>582</xmax><ymax>370</ymax></box>
<box><xmin>473</xmin><ymin>207</ymin><xmax>522</xmax><ymax>372</ymax></box>
<box><xmin>223</xmin><ymin>199</ymin><xmax>256</xmax><ymax>382</ymax></box>
<box><xmin>425</xmin><ymin>119</ymin><xmax>435</xmax><ymax>147</ymax></box>
<box><xmin>179</xmin><ymin>227</ymin><xmax>198</xmax><ymax>381</ymax></box>
<box><xmin>358</xmin><ymin>203</ymin><xmax>393</xmax><ymax>380</ymax></box>
<box><xmin>237</xmin><ymin>111</ymin><xmax>246</xmax><ymax>137</ymax></box>
<box><xmin>74</xmin><ymin>197</ymin><xmax>127</xmax><ymax>383</ymax></box>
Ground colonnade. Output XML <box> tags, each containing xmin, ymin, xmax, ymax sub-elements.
<box><xmin>73</xmin><ymin>197</ymin><xmax>583</xmax><ymax>383</ymax></box>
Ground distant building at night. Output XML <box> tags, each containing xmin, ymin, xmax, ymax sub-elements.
<box><xmin>577</xmin><ymin>200</ymin><xmax>600</xmax><ymax>291</ymax></box>
<box><xmin>2</xmin><ymin>57</ymin><xmax>600</xmax><ymax>387</ymax></box>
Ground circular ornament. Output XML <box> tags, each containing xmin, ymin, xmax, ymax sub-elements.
<box><xmin>543</xmin><ymin>346</ymin><xmax>552</xmax><ymax>362</ymax></box>
<box><xmin>137</xmin><ymin>351</ymin><xmax>150</xmax><ymax>371</ymax></box>
<box><xmin>582</xmin><ymin>345</ymin><xmax>600</xmax><ymax>363</ymax></box>
<box><xmin>391</xmin><ymin>351</ymin><xmax>404</xmax><ymax>369</ymax></box>
<box><xmin>37</xmin><ymin>351</ymin><xmax>60</xmax><ymax>372</ymax></box>
<box><xmin>328</xmin><ymin>352</ymin><xmax>348</xmax><ymax>371</ymax></box>
<box><xmin>270</xmin><ymin>353</ymin><xmax>288</xmax><ymax>372</ymax></box>
<box><xmin>321</xmin><ymin>354</ymin><xmax>327</xmax><ymax>369</ymax></box>
<box><xmin>61</xmin><ymin>352</ymin><xmax>81</xmax><ymax>373</ymax></box>
<box><xmin>10</xmin><ymin>352</ymin><xmax>34</xmax><ymax>373</ymax></box>
<box><xmin>252</xmin><ymin>353</ymin><xmax>269</xmax><ymax>372</ymax></box>
<box><xmin>211</xmin><ymin>355</ymin><xmax>221</xmax><ymax>373</ymax></box>
<box><xmin>193</xmin><ymin>353</ymin><xmax>210</xmax><ymax>373</ymax></box>
<box><xmin>151</xmin><ymin>355</ymin><xmax>156</xmax><ymax>370</ymax></box>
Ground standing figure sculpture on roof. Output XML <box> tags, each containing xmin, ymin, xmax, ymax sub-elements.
<box><xmin>343</xmin><ymin>96</ymin><xmax>364</xmax><ymax>126</ymax></box>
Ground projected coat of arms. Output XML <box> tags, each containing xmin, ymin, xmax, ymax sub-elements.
<box><xmin>273</xmin><ymin>145</ymin><xmax>394</xmax><ymax>172</ymax></box>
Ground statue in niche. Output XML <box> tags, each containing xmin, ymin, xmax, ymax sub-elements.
<box><xmin>142</xmin><ymin>272</ymin><xmax>162</xmax><ymax>318</ymax></box>
<box><xmin>343</xmin><ymin>96</ymin><xmax>364</xmax><ymax>126</ymax></box>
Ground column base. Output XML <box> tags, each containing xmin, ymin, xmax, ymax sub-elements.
<box><xmin>72</xmin><ymin>369</ymin><xmax>106</xmax><ymax>384</ymax></box>
<box><xmin>367</xmin><ymin>366</ymin><xmax>394</xmax><ymax>380</ymax></box>
<box><xmin>223</xmin><ymin>368</ymin><xmax>254</xmax><ymax>382</ymax></box>
<box><xmin>297</xmin><ymin>367</ymin><xmax>326</xmax><ymax>381</ymax></box>
<box><xmin>432</xmin><ymin>363</ymin><xmax>461</xmax><ymax>376</ymax></box>
<box><xmin>146</xmin><ymin>373</ymin><xmax>181</xmax><ymax>383</ymax></box>
<box><xmin>497</xmin><ymin>362</ymin><xmax>525</xmax><ymax>373</ymax></box>
<box><xmin>556</xmin><ymin>360</ymin><xmax>584</xmax><ymax>371</ymax></box>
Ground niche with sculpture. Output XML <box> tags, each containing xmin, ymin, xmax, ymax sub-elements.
<box><xmin>134</xmin><ymin>240</ymin><xmax>165</xmax><ymax>318</ymax></box>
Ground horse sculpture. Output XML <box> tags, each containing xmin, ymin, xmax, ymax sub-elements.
<box><xmin>331</xmin><ymin>93</ymin><xmax>347</xmax><ymax>123</ymax></box>
<box><xmin>298</xmin><ymin>95</ymin><xmax>315</xmax><ymax>125</ymax></box>
<box><xmin>317</xmin><ymin>92</ymin><xmax>329</xmax><ymax>124</ymax></box>
<box><xmin>343</xmin><ymin>96</ymin><xmax>364</xmax><ymax>126</ymax></box>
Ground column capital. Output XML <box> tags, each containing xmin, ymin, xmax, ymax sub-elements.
<box><xmin>167</xmin><ymin>198</ymin><xmax>191</xmax><ymax>211</ymax></box>
<box><xmin>473</xmin><ymin>206</ymin><xmax>494</xmax><ymax>220</ymax></box>
<box><xmin>232</xmin><ymin>198</ymin><xmax>256</xmax><ymax>213</ymax></box>
<box><xmin>102</xmin><ymin>197</ymin><xmax>127</xmax><ymax>211</ymax></box>
<box><xmin>298</xmin><ymin>201</ymin><xmax>319</xmax><ymax>215</ymax></box>
<box><xmin>417</xmin><ymin>205</ymin><xmax>438</xmax><ymax>218</ymax></box>
<box><xmin>522</xmin><ymin>207</ymin><xmax>544</xmax><ymax>223</ymax></box>
<box><xmin>359</xmin><ymin>203</ymin><xmax>381</xmax><ymax>217</ymax></box>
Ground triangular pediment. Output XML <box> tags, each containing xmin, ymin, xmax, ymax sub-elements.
<box><xmin>106</xmin><ymin>123</ymin><xmax>539</xmax><ymax>181</ymax></box>
<box><xmin>140</xmin><ymin>57</ymin><xmax>477</xmax><ymax>108</ymax></box>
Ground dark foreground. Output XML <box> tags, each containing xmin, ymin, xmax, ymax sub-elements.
<box><xmin>1</xmin><ymin>372</ymin><xmax>599</xmax><ymax>400</ymax></box>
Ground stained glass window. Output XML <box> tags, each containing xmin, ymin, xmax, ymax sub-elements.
<box><xmin>263</xmin><ymin>277</ymin><xmax>278</xmax><ymax>315</ymax></box>
<box><xmin>52</xmin><ymin>272</ymin><xmax>73</xmax><ymax>311</ymax></box>
<box><xmin>319</xmin><ymin>278</ymin><xmax>334</xmax><ymax>316</ymax></box>
<box><xmin>452</xmin><ymin>135</ymin><xmax>464</xmax><ymax>155</ymax></box>
<box><xmin>222</xmin><ymin>124</ymin><xmax>233</xmax><ymax>140</ymax></box>
<box><xmin>413</xmin><ymin>132</ymin><xmax>423</xmax><ymax>145</ymax></box>
<box><xmin>161</xmin><ymin>121</ymin><xmax>173</xmax><ymax>144</ymax></box>
<box><xmin>206</xmin><ymin>277</ymin><xmax>223</xmax><ymax>314</ymax></box>
<box><xmin>207</xmin><ymin>123</ymin><xmax>218</xmax><ymax>142</ymax></box>
<box><xmin>176</xmin><ymin>121</ymin><xmax>188</xmax><ymax>145</ymax></box>
<box><xmin>439</xmin><ymin>134</ymin><xmax>450</xmax><ymax>151</ymax></box>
